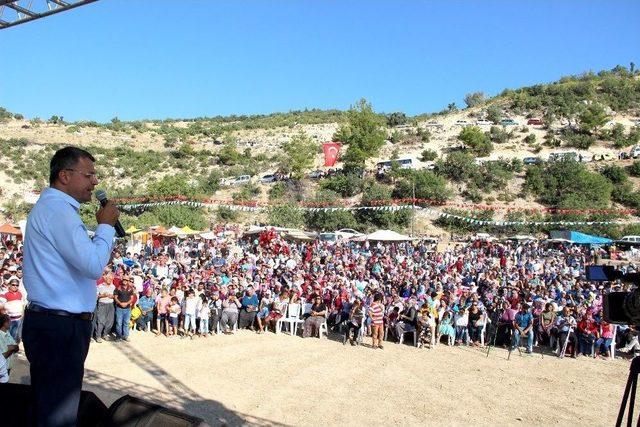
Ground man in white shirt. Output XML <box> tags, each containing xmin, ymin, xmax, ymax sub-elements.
<box><xmin>22</xmin><ymin>147</ymin><xmax>119</xmax><ymax>426</ymax></box>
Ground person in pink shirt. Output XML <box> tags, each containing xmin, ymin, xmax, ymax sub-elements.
<box><xmin>595</xmin><ymin>314</ymin><xmax>615</xmax><ymax>359</ymax></box>
<box><xmin>155</xmin><ymin>288</ymin><xmax>171</xmax><ymax>336</ymax></box>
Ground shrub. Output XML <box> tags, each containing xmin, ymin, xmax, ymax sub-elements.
<box><xmin>629</xmin><ymin>161</ymin><xmax>640</xmax><ymax>177</ymax></box>
<box><xmin>320</xmin><ymin>173</ymin><xmax>363</xmax><ymax>198</ymax></box>
<box><xmin>392</xmin><ymin>170</ymin><xmax>449</xmax><ymax>203</ymax></box>
<box><xmin>267</xmin><ymin>204</ymin><xmax>304</xmax><ymax>228</ymax></box>
<box><xmin>524</xmin><ymin>160</ymin><xmax>613</xmax><ymax>208</ymax></box>
<box><xmin>386</xmin><ymin>112</ymin><xmax>407</xmax><ymax>127</ymax></box>
<box><xmin>420</xmin><ymin>149</ymin><xmax>438</xmax><ymax>161</ymax></box>
<box><xmin>464</xmin><ymin>92</ymin><xmax>486</xmax><ymax>108</ymax></box>
<box><xmin>436</xmin><ymin>151</ymin><xmax>477</xmax><ymax>182</ymax></box>
<box><xmin>458</xmin><ymin>126</ymin><xmax>493</xmax><ymax>156</ymax></box>
<box><xmin>563</xmin><ymin>131</ymin><xmax>596</xmax><ymax>149</ymax></box>
<box><xmin>524</xmin><ymin>133</ymin><xmax>536</xmax><ymax>144</ymax></box>
<box><xmin>488</xmin><ymin>126</ymin><xmax>511</xmax><ymax>144</ymax></box>
<box><xmin>216</xmin><ymin>207</ymin><xmax>239</xmax><ymax>222</ymax></box>
<box><xmin>601</xmin><ymin>165</ymin><xmax>627</xmax><ymax>184</ymax></box>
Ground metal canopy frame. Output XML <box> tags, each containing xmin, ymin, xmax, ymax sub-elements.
<box><xmin>0</xmin><ymin>0</ymin><xmax>98</xmax><ymax>29</ymax></box>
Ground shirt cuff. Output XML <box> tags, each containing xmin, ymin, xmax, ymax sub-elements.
<box><xmin>95</xmin><ymin>223</ymin><xmax>116</xmax><ymax>243</ymax></box>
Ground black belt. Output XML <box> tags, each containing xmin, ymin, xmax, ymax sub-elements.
<box><xmin>27</xmin><ymin>304</ymin><xmax>93</xmax><ymax>321</ymax></box>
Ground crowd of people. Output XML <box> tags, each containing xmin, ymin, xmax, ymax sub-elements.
<box><xmin>1</xmin><ymin>225</ymin><xmax>639</xmax><ymax>382</ymax></box>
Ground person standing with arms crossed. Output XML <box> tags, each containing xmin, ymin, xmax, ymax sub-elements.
<box><xmin>22</xmin><ymin>146</ymin><xmax>119</xmax><ymax>427</ymax></box>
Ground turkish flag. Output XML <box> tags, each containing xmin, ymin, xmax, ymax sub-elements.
<box><xmin>323</xmin><ymin>142</ymin><xmax>341</xmax><ymax>167</ymax></box>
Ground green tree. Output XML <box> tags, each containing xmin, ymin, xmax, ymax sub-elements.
<box><xmin>578</xmin><ymin>103</ymin><xmax>610</xmax><ymax>134</ymax></box>
<box><xmin>392</xmin><ymin>170</ymin><xmax>449</xmax><ymax>203</ymax></box>
<box><xmin>464</xmin><ymin>92</ymin><xmax>486</xmax><ymax>108</ymax></box>
<box><xmin>524</xmin><ymin>160</ymin><xmax>613</xmax><ymax>209</ymax></box>
<box><xmin>217</xmin><ymin>142</ymin><xmax>242</xmax><ymax>166</ymax></box>
<box><xmin>629</xmin><ymin>161</ymin><xmax>640</xmax><ymax>177</ymax></box>
<box><xmin>420</xmin><ymin>149</ymin><xmax>438</xmax><ymax>161</ymax></box>
<box><xmin>436</xmin><ymin>151</ymin><xmax>477</xmax><ymax>182</ymax></box>
<box><xmin>152</xmin><ymin>205</ymin><xmax>208</xmax><ymax>229</ymax></box>
<box><xmin>197</xmin><ymin>170</ymin><xmax>221</xmax><ymax>194</ymax></box>
<box><xmin>267</xmin><ymin>204</ymin><xmax>304</xmax><ymax>228</ymax></box>
<box><xmin>337</xmin><ymin>99</ymin><xmax>386</xmax><ymax>171</ymax></box>
<box><xmin>458</xmin><ymin>126</ymin><xmax>493</xmax><ymax>156</ymax></box>
<box><xmin>386</xmin><ymin>112</ymin><xmax>407</xmax><ymax>127</ymax></box>
<box><xmin>304</xmin><ymin>190</ymin><xmax>357</xmax><ymax>231</ymax></box>
<box><xmin>356</xmin><ymin>180</ymin><xmax>410</xmax><ymax>230</ymax></box>
<box><xmin>486</xmin><ymin>105</ymin><xmax>502</xmax><ymax>124</ymax></box>
<box><xmin>601</xmin><ymin>165</ymin><xmax>628</xmax><ymax>184</ymax></box>
<box><xmin>280</xmin><ymin>132</ymin><xmax>317</xmax><ymax>180</ymax></box>
<box><xmin>146</xmin><ymin>174</ymin><xmax>197</xmax><ymax>197</ymax></box>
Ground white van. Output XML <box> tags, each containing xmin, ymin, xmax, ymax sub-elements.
<box><xmin>232</xmin><ymin>175</ymin><xmax>251</xmax><ymax>186</ymax></box>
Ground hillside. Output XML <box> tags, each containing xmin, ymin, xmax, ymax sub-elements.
<box><xmin>1</xmin><ymin>65</ymin><xmax>640</xmax><ymax>237</ymax></box>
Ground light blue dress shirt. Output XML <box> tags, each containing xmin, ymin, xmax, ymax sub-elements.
<box><xmin>23</xmin><ymin>187</ymin><xmax>115</xmax><ymax>313</ymax></box>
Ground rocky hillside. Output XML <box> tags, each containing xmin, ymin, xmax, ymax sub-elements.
<box><xmin>0</xmin><ymin>66</ymin><xmax>639</xmax><ymax>236</ymax></box>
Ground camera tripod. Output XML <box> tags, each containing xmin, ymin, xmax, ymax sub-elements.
<box><xmin>616</xmin><ymin>355</ymin><xmax>640</xmax><ymax>427</ymax></box>
<box><xmin>485</xmin><ymin>308</ymin><xmax>523</xmax><ymax>359</ymax></box>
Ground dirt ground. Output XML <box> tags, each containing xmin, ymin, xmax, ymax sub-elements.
<box><xmin>10</xmin><ymin>329</ymin><xmax>633</xmax><ymax>426</ymax></box>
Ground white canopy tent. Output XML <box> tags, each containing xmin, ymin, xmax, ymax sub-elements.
<box><xmin>199</xmin><ymin>231</ymin><xmax>217</xmax><ymax>240</ymax></box>
<box><xmin>366</xmin><ymin>229</ymin><xmax>413</xmax><ymax>241</ymax></box>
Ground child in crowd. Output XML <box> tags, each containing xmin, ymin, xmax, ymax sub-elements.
<box><xmin>438</xmin><ymin>311</ymin><xmax>455</xmax><ymax>345</ymax></box>
<box><xmin>168</xmin><ymin>296</ymin><xmax>181</xmax><ymax>337</ymax></box>
<box><xmin>183</xmin><ymin>290</ymin><xmax>198</xmax><ymax>338</ymax></box>
<box><xmin>454</xmin><ymin>307</ymin><xmax>469</xmax><ymax>345</ymax></box>
<box><xmin>197</xmin><ymin>294</ymin><xmax>210</xmax><ymax>338</ymax></box>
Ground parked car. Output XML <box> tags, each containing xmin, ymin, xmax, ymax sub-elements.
<box><xmin>591</xmin><ymin>152</ymin><xmax>615</xmax><ymax>161</ymax></box>
<box><xmin>308</xmin><ymin>170</ymin><xmax>325</xmax><ymax>179</ymax></box>
<box><xmin>475</xmin><ymin>120</ymin><xmax>493</xmax><ymax>126</ymax></box>
<box><xmin>523</xmin><ymin>156</ymin><xmax>542</xmax><ymax>165</ymax></box>
<box><xmin>527</xmin><ymin>118</ymin><xmax>543</xmax><ymax>126</ymax></box>
<box><xmin>500</xmin><ymin>118</ymin><xmax>518</xmax><ymax>126</ymax></box>
<box><xmin>548</xmin><ymin>152</ymin><xmax>578</xmax><ymax>162</ymax></box>
<box><xmin>423</xmin><ymin>161</ymin><xmax>436</xmax><ymax>170</ymax></box>
<box><xmin>317</xmin><ymin>232</ymin><xmax>337</xmax><ymax>244</ymax></box>
<box><xmin>630</xmin><ymin>145</ymin><xmax>640</xmax><ymax>159</ymax></box>
<box><xmin>335</xmin><ymin>228</ymin><xmax>364</xmax><ymax>240</ymax></box>
<box><xmin>231</xmin><ymin>175</ymin><xmax>251</xmax><ymax>185</ymax></box>
<box><xmin>455</xmin><ymin>120</ymin><xmax>470</xmax><ymax>126</ymax></box>
<box><xmin>259</xmin><ymin>174</ymin><xmax>276</xmax><ymax>184</ymax></box>
<box><xmin>616</xmin><ymin>235</ymin><xmax>640</xmax><ymax>249</ymax></box>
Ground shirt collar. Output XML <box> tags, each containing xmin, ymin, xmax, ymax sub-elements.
<box><xmin>42</xmin><ymin>187</ymin><xmax>81</xmax><ymax>211</ymax></box>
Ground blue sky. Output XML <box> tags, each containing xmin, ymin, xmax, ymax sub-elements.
<box><xmin>1</xmin><ymin>0</ymin><xmax>639</xmax><ymax>122</ymax></box>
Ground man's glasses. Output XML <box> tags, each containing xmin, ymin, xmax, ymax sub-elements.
<box><xmin>64</xmin><ymin>169</ymin><xmax>99</xmax><ymax>181</ymax></box>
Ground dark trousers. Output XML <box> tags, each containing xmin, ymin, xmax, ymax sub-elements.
<box><xmin>345</xmin><ymin>322</ymin><xmax>361</xmax><ymax>341</ymax></box>
<box><xmin>238</xmin><ymin>309</ymin><xmax>256</xmax><ymax>329</ymax></box>
<box><xmin>23</xmin><ymin>310</ymin><xmax>92</xmax><ymax>427</ymax></box>
<box><xmin>136</xmin><ymin>312</ymin><xmax>153</xmax><ymax>331</ymax></box>
<box><xmin>93</xmin><ymin>302</ymin><xmax>114</xmax><ymax>339</ymax></box>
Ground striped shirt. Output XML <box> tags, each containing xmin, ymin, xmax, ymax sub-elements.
<box><xmin>369</xmin><ymin>302</ymin><xmax>385</xmax><ymax>326</ymax></box>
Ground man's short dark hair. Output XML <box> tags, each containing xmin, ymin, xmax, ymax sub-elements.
<box><xmin>49</xmin><ymin>146</ymin><xmax>95</xmax><ymax>186</ymax></box>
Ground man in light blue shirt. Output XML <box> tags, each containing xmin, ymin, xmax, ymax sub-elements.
<box><xmin>22</xmin><ymin>146</ymin><xmax>119</xmax><ymax>427</ymax></box>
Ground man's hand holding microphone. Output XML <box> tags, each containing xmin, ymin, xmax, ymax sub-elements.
<box><xmin>95</xmin><ymin>190</ymin><xmax>125</xmax><ymax>237</ymax></box>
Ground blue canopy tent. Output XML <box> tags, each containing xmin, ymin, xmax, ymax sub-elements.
<box><xmin>549</xmin><ymin>230</ymin><xmax>613</xmax><ymax>245</ymax></box>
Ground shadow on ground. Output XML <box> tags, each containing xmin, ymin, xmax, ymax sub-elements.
<box><xmin>12</xmin><ymin>343</ymin><xmax>290</xmax><ymax>427</ymax></box>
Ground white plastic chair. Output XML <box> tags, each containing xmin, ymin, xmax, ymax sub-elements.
<box><xmin>277</xmin><ymin>302</ymin><xmax>303</xmax><ymax>335</ymax></box>
<box><xmin>478</xmin><ymin>313</ymin><xmax>490</xmax><ymax>346</ymax></box>
<box><xmin>399</xmin><ymin>327</ymin><xmax>418</xmax><ymax>347</ymax></box>
<box><xmin>610</xmin><ymin>326</ymin><xmax>617</xmax><ymax>360</ymax></box>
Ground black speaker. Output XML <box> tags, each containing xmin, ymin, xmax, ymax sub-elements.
<box><xmin>0</xmin><ymin>383</ymin><xmax>109</xmax><ymax>426</ymax></box>
<box><xmin>106</xmin><ymin>395</ymin><xmax>209</xmax><ymax>427</ymax></box>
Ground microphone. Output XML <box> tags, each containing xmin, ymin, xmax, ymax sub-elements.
<box><xmin>94</xmin><ymin>190</ymin><xmax>126</xmax><ymax>238</ymax></box>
